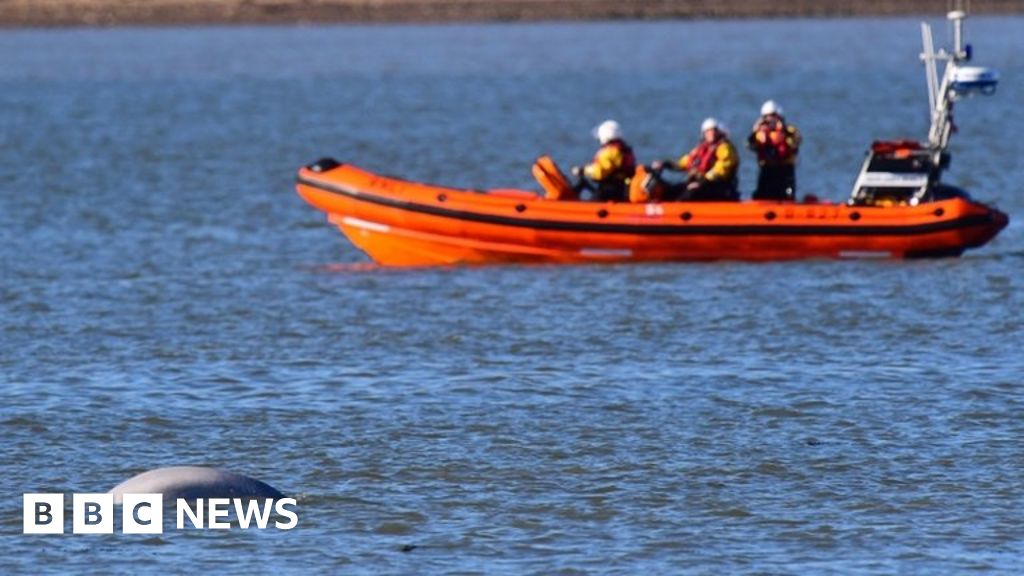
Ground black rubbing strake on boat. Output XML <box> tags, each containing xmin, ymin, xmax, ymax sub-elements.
<box><xmin>297</xmin><ymin>175</ymin><xmax>995</xmax><ymax>237</ymax></box>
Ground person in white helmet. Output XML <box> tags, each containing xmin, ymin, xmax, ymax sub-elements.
<box><xmin>748</xmin><ymin>100</ymin><xmax>802</xmax><ymax>200</ymax></box>
<box><xmin>571</xmin><ymin>120</ymin><xmax>636</xmax><ymax>201</ymax></box>
<box><xmin>652</xmin><ymin>117</ymin><xmax>739</xmax><ymax>201</ymax></box>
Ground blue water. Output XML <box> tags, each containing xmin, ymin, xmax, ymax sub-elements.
<box><xmin>2</xmin><ymin>18</ymin><xmax>1023</xmax><ymax>574</ymax></box>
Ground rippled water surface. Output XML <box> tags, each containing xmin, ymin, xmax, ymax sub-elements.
<box><xmin>2</xmin><ymin>18</ymin><xmax>1024</xmax><ymax>574</ymax></box>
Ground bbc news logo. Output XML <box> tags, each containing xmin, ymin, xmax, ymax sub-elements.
<box><xmin>23</xmin><ymin>494</ymin><xmax>298</xmax><ymax>534</ymax></box>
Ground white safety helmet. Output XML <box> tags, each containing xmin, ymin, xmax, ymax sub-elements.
<box><xmin>701</xmin><ymin>117</ymin><xmax>725</xmax><ymax>134</ymax></box>
<box><xmin>593</xmin><ymin>120</ymin><xmax>623</xmax><ymax>144</ymax></box>
<box><xmin>761</xmin><ymin>100</ymin><xmax>782</xmax><ymax>116</ymax></box>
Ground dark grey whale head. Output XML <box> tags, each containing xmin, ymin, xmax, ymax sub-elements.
<box><xmin>109</xmin><ymin>466</ymin><xmax>285</xmax><ymax>504</ymax></box>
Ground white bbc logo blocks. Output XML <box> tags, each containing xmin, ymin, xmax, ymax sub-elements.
<box><xmin>72</xmin><ymin>493</ymin><xmax>114</xmax><ymax>534</ymax></box>
<box><xmin>23</xmin><ymin>494</ymin><xmax>65</xmax><ymax>534</ymax></box>
<box><xmin>121</xmin><ymin>494</ymin><xmax>163</xmax><ymax>534</ymax></box>
<box><xmin>22</xmin><ymin>493</ymin><xmax>297</xmax><ymax>533</ymax></box>
<box><xmin>25</xmin><ymin>493</ymin><xmax>163</xmax><ymax>534</ymax></box>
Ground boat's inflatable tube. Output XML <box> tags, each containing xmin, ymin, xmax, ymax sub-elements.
<box><xmin>295</xmin><ymin>161</ymin><xmax>1009</xmax><ymax>265</ymax></box>
<box><xmin>109</xmin><ymin>466</ymin><xmax>285</xmax><ymax>503</ymax></box>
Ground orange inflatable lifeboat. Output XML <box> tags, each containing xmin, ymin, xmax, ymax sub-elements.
<box><xmin>295</xmin><ymin>154</ymin><xmax>1006</xmax><ymax>266</ymax></box>
<box><xmin>295</xmin><ymin>11</ymin><xmax>1008</xmax><ymax>266</ymax></box>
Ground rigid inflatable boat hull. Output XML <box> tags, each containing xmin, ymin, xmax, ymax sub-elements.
<box><xmin>296</xmin><ymin>162</ymin><xmax>1007</xmax><ymax>266</ymax></box>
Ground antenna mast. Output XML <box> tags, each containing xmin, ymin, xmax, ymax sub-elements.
<box><xmin>920</xmin><ymin>0</ymin><xmax>997</xmax><ymax>164</ymax></box>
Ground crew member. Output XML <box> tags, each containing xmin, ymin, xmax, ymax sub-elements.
<box><xmin>747</xmin><ymin>100</ymin><xmax>801</xmax><ymax>201</ymax></box>
<box><xmin>654</xmin><ymin>117</ymin><xmax>739</xmax><ymax>201</ymax></box>
<box><xmin>571</xmin><ymin>120</ymin><xmax>636</xmax><ymax>202</ymax></box>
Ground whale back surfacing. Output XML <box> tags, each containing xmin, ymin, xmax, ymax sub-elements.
<box><xmin>109</xmin><ymin>466</ymin><xmax>284</xmax><ymax>504</ymax></box>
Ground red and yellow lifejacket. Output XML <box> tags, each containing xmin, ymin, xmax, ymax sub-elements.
<box><xmin>679</xmin><ymin>137</ymin><xmax>739</xmax><ymax>182</ymax></box>
<box><xmin>749</xmin><ymin>116</ymin><xmax>801</xmax><ymax>165</ymax></box>
<box><xmin>584</xmin><ymin>139</ymin><xmax>637</xmax><ymax>183</ymax></box>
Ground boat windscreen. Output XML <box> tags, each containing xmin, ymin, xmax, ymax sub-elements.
<box><xmin>866</xmin><ymin>155</ymin><xmax>930</xmax><ymax>174</ymax></box>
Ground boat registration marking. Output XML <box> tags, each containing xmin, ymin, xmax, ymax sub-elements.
<box><xmin>644</xmin><ymin>205</ymin><xmax>665</xmax><ymax>217</ymax></box>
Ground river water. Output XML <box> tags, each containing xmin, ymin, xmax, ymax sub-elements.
<box><xmin>2</xmin><ymin>17</ymin><xmax>1023</xmax><ymax>574</ymax></box>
